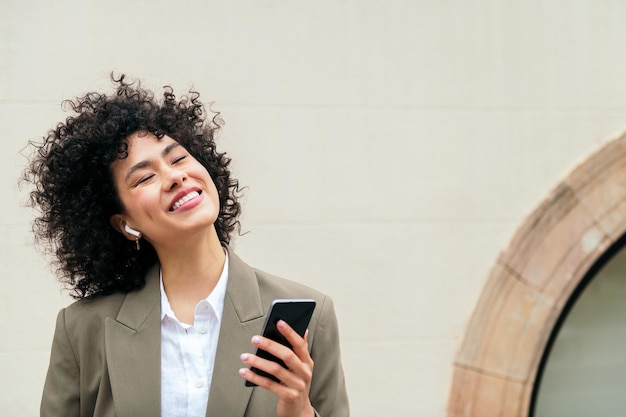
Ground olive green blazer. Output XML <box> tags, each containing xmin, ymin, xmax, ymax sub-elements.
<box><xmin>40</xmin><ymin>249</ymin><xmax>349</xmax><ymax>417</ymax></box>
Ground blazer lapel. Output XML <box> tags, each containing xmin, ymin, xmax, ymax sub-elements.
<box><xmin>206</xmin><ymin>249</ymin><xmax>266</xmax><ymax>417</ymax></box>
<box><xmin>105</xmin><ymin>265</ymin><xmax>161</xmax><ymax>417</ymax></box>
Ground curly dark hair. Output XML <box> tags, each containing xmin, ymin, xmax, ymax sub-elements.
<box><xmin>22</xmin><ymin>74</ymin><xmax>242</xmax><ymax>299</ymax></box>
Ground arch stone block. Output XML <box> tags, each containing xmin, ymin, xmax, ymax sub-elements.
<box><xmin>448</xmin><ymin>133</ymin><xmax>626</xmax><ymax>416</ymax></box>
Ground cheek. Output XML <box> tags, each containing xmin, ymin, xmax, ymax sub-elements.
<box><xmin>205</xmin><ymin>176</ymin><xmax>220</xmax><ymax>204</ymax></box>
<box><xmin>123</xmin><ymin>188</ymin><xmax>161</xmax><ymax>218</ymax></box>
<box><xmin>197</xmin><ymin>171</ymin><xmax>220</xmax><ymax>212</ymax></box>
<box><xmin>193</xmin><ymin>165</ymin><xmax>219</xmax><ymax>194</ymax></box>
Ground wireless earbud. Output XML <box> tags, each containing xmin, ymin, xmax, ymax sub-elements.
<box><xmin>124</xmin><ymin>224</ymin><xmax>141</xmax><ymax>237</ymax></box>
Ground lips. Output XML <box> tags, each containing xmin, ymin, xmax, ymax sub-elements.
<box><xmin>169</xmin><ymin>189</ymin><xmax>201</xmax><ymax>212</ymax></box>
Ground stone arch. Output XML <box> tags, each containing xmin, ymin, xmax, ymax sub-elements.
<box><xmin>447</xmin><ymin>133</ymin><xmax>626</xmax><ymax>416</ymax></box>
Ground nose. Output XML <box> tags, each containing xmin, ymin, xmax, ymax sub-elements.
<box><xmin>163</xmin><ymin>166</ymin><xmax>187</xmax><ymax>191</ymax></box>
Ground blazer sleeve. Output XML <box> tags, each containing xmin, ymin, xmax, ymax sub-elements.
<box><xmin>309</xmin><ymin>296</ymin><xmax>350</xmax><ymax>417</ymax></box>
<box><xmin>40</xmin><ymin>308</ymin><xmax>80</xmax><ymax>417</ymax></box>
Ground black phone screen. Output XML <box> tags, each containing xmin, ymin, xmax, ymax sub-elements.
<box><xmin>245</xmin><ymin>299</ymin><xmax>316</xmax><ymax>387</ymax></box>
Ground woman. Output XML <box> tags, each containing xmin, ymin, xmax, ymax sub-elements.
<box><xmin>24</xmin><ymin>75</ymin><xmax>349</xmax><ymax>417</ymax></box>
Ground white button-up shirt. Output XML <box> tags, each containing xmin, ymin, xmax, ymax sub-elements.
<box><xmin>160</xmin><ymin>253</ymin><xmax>229</xmax><ymax>417</ymax></box>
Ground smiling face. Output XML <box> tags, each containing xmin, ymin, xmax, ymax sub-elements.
<box><xmin>110</xmin><ymin>132</ymin><xmax>220</xmax><ymax>249</ymax></box>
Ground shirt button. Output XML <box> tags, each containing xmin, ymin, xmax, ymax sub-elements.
<box><xmin>198</xmin><ymin>326</ymin><xmax>207</xmax><ymax>334</ymax></box>
<box><xmin>195</xmin><ymin>380</ymin><xmax>204</xmax><ymax>388</ymax></box>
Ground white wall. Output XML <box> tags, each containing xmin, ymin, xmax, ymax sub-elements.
<box><xmin>3</xmin><ymin>1</ymin><xmax>626</xmax><ymax>416</ymax></box>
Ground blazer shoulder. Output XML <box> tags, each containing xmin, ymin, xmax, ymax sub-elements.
<box><xmin>250</xmin><ymin>266</ymin><xmax>338</xmax><ymax>332</ymax></box>
<box><xmin>61</xmin><ymin>292</ymin><xmax>127</xmax><ymax>336</ymax></box>
<box><xmin>253</xmin><ymin>267</ymin><xmax>327</xmax><ymax>302</ymax></box>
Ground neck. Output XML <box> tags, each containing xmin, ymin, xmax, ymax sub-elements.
<box><xmin>153</xmin><ymin>227</ymin><xmax>227</xmax><ymax>318</ymax></box>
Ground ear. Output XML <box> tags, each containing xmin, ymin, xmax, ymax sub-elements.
<box><xmin>110</xmin><ymin>214</ymin><xmax>137</xmax><ymax>241</ymax></box>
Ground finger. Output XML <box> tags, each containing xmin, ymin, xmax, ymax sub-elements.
<box><xmin>239</xmin><ymin>366</ymin><xmax>282</xmax><ymax>390</ymax></box>
<box><xmin>251</xmin><ymin>329</ymin><xmax>313</xmax><ymax>386</ymax></box>
<box><xmin>276</xmin><ymin>320</ymin><xmax>311</xmax><ymax>361</ymax></box>
<box><xmin>239</xmin><ymin>365</ymin><xmax>306</xmax><ymax>411</ymax></box>
<box><xmin>250</xmin><ymin>334</ymin><xmax>297</xmax><ymax>364</ymax></box>
<box><xmin>243</xmin><ymin>336</ymin><xmax>311</xmax><ymax>388</ymax></box>
<box><xmin>239</xmin><ymin>353</ymin><xmax>302</xmax><ymax>392</ymax></box>
<box><xmin>276</xmin><ymin>322</ymin><xmax>314</xmax><ymax>376</ymax></box>
<box><xmin>240</xmin><ymin>351</ymin><xmax>291</xmax><ymax>382</ymax></box>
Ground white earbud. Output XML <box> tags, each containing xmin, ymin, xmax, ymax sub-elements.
<box><xmin>124</xmin><ymin>224</ymin><xmax>141</xmax><ymax>237</ymax></box>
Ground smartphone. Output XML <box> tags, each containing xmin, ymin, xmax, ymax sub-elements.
<box><xmin>245</xmin><ymin>298</ymin><xmax>316</xmax><ymax>387</ymax></box>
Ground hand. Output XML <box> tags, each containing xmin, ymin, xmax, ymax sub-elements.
<box><xmin>239</xmin><ymin>320</ymin><xmax>315</xmax><ymax>417</ymax></box>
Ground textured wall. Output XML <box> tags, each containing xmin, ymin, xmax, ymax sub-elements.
<box><xmin>2</xmin><ymin>1</ymin><xmax>626</xmax><ymax>416</ymax></box>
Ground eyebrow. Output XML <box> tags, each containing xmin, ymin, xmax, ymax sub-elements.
<box><xmin>124</xmin><ymin>142</ymin><xmax>182</xmax><ymax>182</ymax></box>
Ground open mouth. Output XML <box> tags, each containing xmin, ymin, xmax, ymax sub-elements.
<box><xmin>169</xmin><ymin>190</ymin><xmax>202</xmax><ymax>212</ymax></box>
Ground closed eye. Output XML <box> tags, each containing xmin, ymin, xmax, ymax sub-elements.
<box><xmin>135</xmin><ymin>174</ymin><xmax>154</xmax><ymax>186</ymax></box>
<box><xmin>172</xmin><ymin>155</ymin><xmax>187</xmax><ymax>164</ymax></box>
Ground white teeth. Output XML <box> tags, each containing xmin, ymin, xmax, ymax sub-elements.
<box><xmin>171</xmin><ymin>191</ymin><xmax>200</xmax><ymax>211</ymax></box>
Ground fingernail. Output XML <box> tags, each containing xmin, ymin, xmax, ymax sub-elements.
<box><xmin>239</xmin><ymin>368</ymin><xmax>246</xmax><ymax>376</ymax></box>
<box><xmin>277</xmin><ymin>320</ymin><xmax>286</xmax><ymax>328</ymax></box>
<box><xmin>252</xmin><ymin>335</ymin><xmax>261</xmax><ymax>345</ymax></box>
<box><xmin>240</xmin><ymin>353</ymin><xmax>249</xmax><ymax>361</ymax></box>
